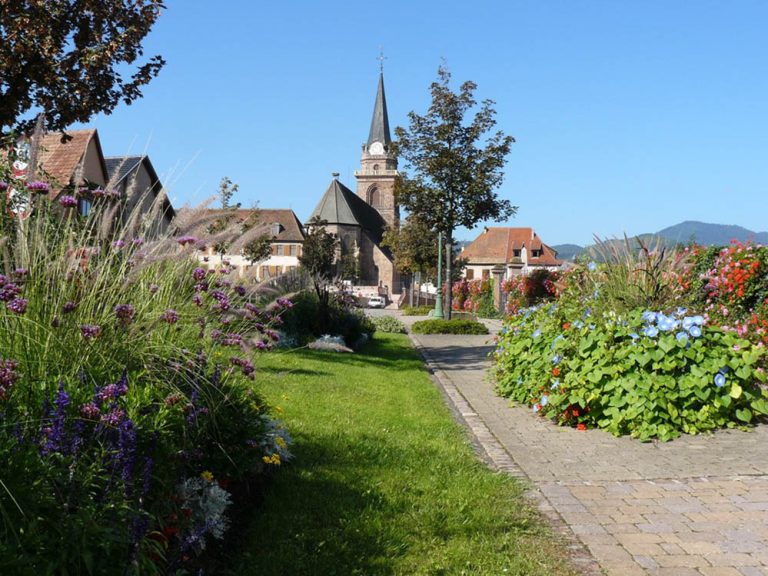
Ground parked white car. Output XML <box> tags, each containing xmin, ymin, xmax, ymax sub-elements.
<box><xmin>367</xmin><ymin>296</ymin><xmax>386</xmax><ymax>309</ymax></box>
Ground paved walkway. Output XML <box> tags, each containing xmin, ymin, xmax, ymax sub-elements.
<box><xmin>408</xmin><ymin>321</ymin><xmax>768</xmax><ymax>576</ymax></box>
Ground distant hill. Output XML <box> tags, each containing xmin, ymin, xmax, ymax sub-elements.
<box><xmin>553</xmin><ymin>221</ymin><xmax>768</xmax><ymax>261</ymax></box>
<box><xmin>656</xmin><ymin>221</ymin><xmax>768</xmax><ymax>246</ymax></box>
<box><xmin>551</xmin><ymin>243</ymin><xmax>584</xmax><ymax>261</ymax></box>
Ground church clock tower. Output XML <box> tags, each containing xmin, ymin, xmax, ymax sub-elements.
<box><xmin>355</xmin><ymin>71</ymin><xmax>399</xmax><ymax>229</ymax></box>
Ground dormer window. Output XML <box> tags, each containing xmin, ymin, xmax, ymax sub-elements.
<box><xmin>513</xmin><ymin>249</ymin><xmax>521</xmax><ymax>258</ymax></box>
<box><xmin>271</xmin><ymin>222</ymin><xmax>281</xmax><ymax>237</ymax></box>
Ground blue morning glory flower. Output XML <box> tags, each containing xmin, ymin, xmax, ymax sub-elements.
<box><xmin>674</xmin><ymin>307</ymin><xmax>688</xmax><ymax>317</ymax></box>
<box><xmin>657</xmin><ymin>315</ymin><xmax>679</xmax><ymax>332</ymax></box>
<box><xmin>675</xmin><ymin>331</ymin><xmax>688</xmax><ymax>342</ymax></box>
<box><xmin>588</xmin><ymin>324</ymin><xmax>596</xmax><ymax>330</ymax></box>
<box><xmin>532</xmin><ymin>404</ymin><xmax>540</xmax><ymax>413</ymax></box>
<box><xmin>643</xmin><ymin>325</ymin><xmax>659</xmax><ymax>338</ymax></box>
<box><xmin>714</xmin><ymin>372</ymin><xmax>726</xmax><ymax>388</ymax></box>
<box><xmin>691</xmin><ymin>315</ymin><xmax>705</xmax><ymax>326</ymax></box>
<box><xmin>682</xmin><ymin>317</ymin><xmax>695</xmax><ymax>330</ymax></box>
<box><xmin>629</xmin><ymin>332</ymin><xmax>639</xmax><ymax>340</ymax></box>
<box><xmin>551</xmin><ymin>379</ymin><xmax>560</xmax><ymax>390</ymax></box>
<box><xmin>583</xmin><ymin>308</ymin><xmax>592</xmax><ymax>319</ymax></box>
<box><xmin>541</xmin><ymin>395</ymin><xmax>549</xmax><ymax>406</ymax></box>
<box><xmin>588</xmin><ymin>261</ymin><xmax>597</xmax><ymax>271</ymax></box>
<box><xmin>641</xmin><ymin>310</ymin><xmax>657</xmax><ymax>323</ymax></box>
<box><xmin>688</xmin><ymin>325</ymin><xmax>702</xmax><ymax>338</ymax></box>
<box><xmin>573</xmin><ymin>320</ymin><xmax>584</xmax><ymax>329</ymax></box>
<box><xmin>533</xmin><ymin>329</ymin><xmax>542</xmax><ymax>339</ymax></box>
<box><xmin>552</xmin><ymin>354</ymin><xmax>562</xmax><ymax>365</ymax></box>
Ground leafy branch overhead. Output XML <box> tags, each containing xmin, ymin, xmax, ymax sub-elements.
<box><xmin>0</xmin><ymin>0</ymin><xmax>166</xmax><ymax>133</ymax></box>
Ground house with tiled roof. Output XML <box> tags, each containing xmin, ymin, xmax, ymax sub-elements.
<box><xmin>105</xmin><ymin>155</ymin><xmax>175</xmax><ymax>237</ymax></box>
<box><xmin>197</xmin><ymin>208</ymin><xmax>305</xmax><ymax>280</ymax></box>
<box><xmin>461</xmin><ymin>227</ymin><xmax>564</xmax><ymax>280</ymax></box>
<box><xmin>37</xmin><ymin>129</ymin><xmax>109</xmax><ymax>215</ymax></box>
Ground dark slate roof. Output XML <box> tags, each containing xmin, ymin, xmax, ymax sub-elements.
<box><xmin>308</xmin><ymin>177</ymin><xmax>387</xmax><ymax>241</ymax></box>
<box><xmin>366</xmin><ymin>73</ymin><xmax>391</xmax><ymax>147</ymax></box>
<box><xmin>104</xmin><ymin>156</ymin><xmax>144</xmax><ymax>185</ymax></box>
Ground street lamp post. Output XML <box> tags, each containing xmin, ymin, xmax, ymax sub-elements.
<box><xmin>434</xmin><ymin>231</ymin><xmax>444</xmax><ymax>319</ymax></box>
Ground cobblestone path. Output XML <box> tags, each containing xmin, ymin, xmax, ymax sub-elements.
<box><xmin>410</xmin><ymin>331</ymin><xmax>768</xmax><ymax>576</ymax></box>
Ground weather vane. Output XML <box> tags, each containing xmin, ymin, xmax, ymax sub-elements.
<box><xmin>377</xmin><ymin>46</ymin><xmax>387</xmax><ymax>73</ymax></box>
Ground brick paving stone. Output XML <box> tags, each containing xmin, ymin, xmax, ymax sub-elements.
<box><xmin>407</xmin><ymin>329</ymin><xmax>768</xmax><ymax>576</ymax></box>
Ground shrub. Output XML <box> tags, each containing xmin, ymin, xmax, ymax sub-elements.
<box><xmin>411</xmin><ymin>319</ymin><xmax>489</xmax><ymax>335</ymax></box>
<box><xmin>494</xmin><ymin>301</ymin><xmax>768</xmax><ymax>442</ymax></box>
<box><xmin>280</xmin><ymin>290</ymin><xmax>375</xmax><ymax>347</ymax></box>
<box><xmin>401</xmin><ymin>305</ymin><xmax>433</xmax><ymax>316</ymax></box>
<box><xmin>371</xmin><ymin>315</ymin><xmax>407</xmax><ymax>333</ymax></box>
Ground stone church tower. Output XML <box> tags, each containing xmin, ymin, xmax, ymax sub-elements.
<box><xmin>355</xmin><ymin>72</ymin><xmax>399</xmax><ymax>229</ymax></box>
<box><xmin>306</xmin><ymin>71</ymin><xmax>400</xmax><ymax>295</ymax></box>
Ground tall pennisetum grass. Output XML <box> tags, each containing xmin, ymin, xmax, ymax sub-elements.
<box><xmin>0</xmin><ymin>137</ymin><xmax>294</xmax><ymax>572</ymax></box>
<box><xmin>585</xmin><ymin>234</ymin><xmax>689</xmax><ymax>315</ymax></box>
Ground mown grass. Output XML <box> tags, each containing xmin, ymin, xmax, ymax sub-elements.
<box><xmin>233</xmin><ymin>333</ymin><xmax>579</xmax><ymax>575</ymax></box>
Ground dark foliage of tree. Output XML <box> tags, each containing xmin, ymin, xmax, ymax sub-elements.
<box><xmin>0</xmin><ymin>0</ymin><xmax>165</xmax><ymax>133</ymax></box>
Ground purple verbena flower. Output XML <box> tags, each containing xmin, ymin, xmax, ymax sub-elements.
<box><xmin>0</xmin><ymin>283</ymin><xmax>22</xmax><ymax>301</ymax></box>
<box><xmin>26</xmin><ymin>181</ymin><xmax>50</xmax><ymax>193</ymax></box>
<box><xmin>112</xmin><ymin>239</ymin><xmax>126</xmax><ymax>249</ymax></box>
<box><xmin>80</xmin><ymin>402</ymin><xmax>101</xmax><ymax>419</ymax></box>
<box><xmin>114</xmin><ymin>304</ymin><xmax>135</xmax><ymax>324</ymax></box>
<box><xmin>176</xmin><ymin>235</ymin><xmax>198</xmax><ymax>246</ymax></box>
<box><xmin>80</xmin><ymin>324</ymin><xmax>102</xmax><ymax>340</ymax></box>
<box><xmin>58</xmin><ymin>195</ymin><xmax>77</xmax><ymax>208</ymax></box>
<box><xmin>161</xmin><ymin>309</ymin><xmax>179</xmax><ymax>324</ymax></box>
<box><xmin>192</xmin><ymin>294</ymin><xmax>203</xmax><ymax>307</ymax></box>
<box><xmin>7</xmin><ymin>298</ymin><xmax>28</xmax><ymax>314</ymax></box>
<box><xmin>63</xmin><ymin>301</ymin><xmax>78</xmax><ymax>313</ymax></box>
<box><xmin>193</xmin><ymin>267</ymin><xmax>207</xmax><ymax>281</ymax></box>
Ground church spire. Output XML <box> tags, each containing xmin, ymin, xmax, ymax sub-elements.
<box><xmin>366</xmin><ymin>72</ymin><xmax>391</xmax><ymax>148</ymax></box>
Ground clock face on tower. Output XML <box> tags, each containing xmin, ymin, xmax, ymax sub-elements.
<box><xmin>369</xmin><ymin>141</ymin><xmax>384</xmax><ymax>155</ymax></box>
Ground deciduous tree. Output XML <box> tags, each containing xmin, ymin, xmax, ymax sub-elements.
<box><xmin>393</xmin><ymin>66</ymin><xmax>516</xmax><ymax>317</ymax></box>
<box><xmin>0</xmin><ymin>0</ymin><xmax>165</xmax><ymax>134</ymax></box>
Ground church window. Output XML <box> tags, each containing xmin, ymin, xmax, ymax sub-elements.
<box><xmin>368</xmin><ymin>186</ymin><xmax>380</xmax><ymax>207</ymax></box>
<box><xmin>373</xmin><ymin>164</ymin><xmax>379</xmax><ymax>173</ymax></box>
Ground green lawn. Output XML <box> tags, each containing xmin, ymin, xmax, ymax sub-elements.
<box><xmin>233</xmin><ymin>333</ymin><xmax>579</xmax><ymax>575</ymax></box>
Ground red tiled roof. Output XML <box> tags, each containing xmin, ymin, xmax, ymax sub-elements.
<box><xmin>36</xmin><ymin>129</ymin><xmax>101</xmax><ymax>190</ymax></box>
<box><xmin>461</xmin><ymin>227</ymin><xmax>563</xmax><ymax>267</ymax></box>
<box><xmin>201</xmin><ymin>208</ymin><xmax>305</xmax><ymax>242</ymax></box>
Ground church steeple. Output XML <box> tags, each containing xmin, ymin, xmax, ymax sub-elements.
<box><xmin>356</xmin><ymin>69</ymin><xmax>399</xmax><ymax>230</ymax></box>
<box><xmin>366</xmin><ymin>73</ymin><xmax>391</xmax><ymax>149</ymax></box>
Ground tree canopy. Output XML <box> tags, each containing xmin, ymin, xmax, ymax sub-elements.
<box><xmin>299</xmin><ymin>216</ymin><xmax>338</xmax><ymax>297</ymax></box>
<box><xmin>393</xmin><ymin>66</ymin><xmax>516</xmax><ymax>234</ymax></box>
<box><xmin>393</xmin><ymin>65</ymin><xmax>516</xmax><ymax>316</ymax></box>
<box><xmin>381</xmin><ymin>216</ymin><xmax>438</xmax><ymax>278</ymax></box>
<box><xmin>0</xmin><ymin>0</ymin><xmax>165</xmax><ymax>134</ymax></box>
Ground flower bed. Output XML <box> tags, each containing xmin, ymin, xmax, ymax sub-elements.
<box><xmin>494</xmin><ymin>241</ymin><xmax>768</xmax><ymax>441</ymax></box>
<box><xmin>0</xmin><ymin>165</ymin><xmax>293</xmax><ymax>572</ymax></box>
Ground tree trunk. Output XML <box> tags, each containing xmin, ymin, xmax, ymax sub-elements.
<box><xmin>445</xmin><ymin>233</ymin><xmax>453</xmax><ymax>319</ymax></box>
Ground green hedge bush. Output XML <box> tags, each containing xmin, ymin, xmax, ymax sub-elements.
<box><xmin>401</xmin><ymin>305</ymin><xmax>434</xmax><ymax>316</ymax></box>
<box><xmin>371</xmin><ymin>315</ymin><xmax>407</xmax><ymax>333</ymax></box>
<box><xmin>411</xmin><ymin>319</ymin><xmax>489</xmax><ymax>335</ymax></box>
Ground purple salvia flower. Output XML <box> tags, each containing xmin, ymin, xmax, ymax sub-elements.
<box><xmin>43</xmin><ymin>382</ymin><xmax>70</xmax><ymax>455</ymax></box>
<box><xmin>0</xmin><ymin>358</ymin><xmax>19</xmax><ymax>400</ymax></box>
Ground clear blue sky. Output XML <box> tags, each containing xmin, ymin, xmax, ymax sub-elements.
<box><xmin>78</xmin><ymin>0</ymin><xmax>768</xmax><ymax>246</ymax></box>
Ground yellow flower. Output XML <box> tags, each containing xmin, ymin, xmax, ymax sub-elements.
<box><xmin>200</xmin><ymin>470</ymin><xmax>214</xmax><ymax>482</ymax></box>
<box><xmin>276</xmin><ymin>436</ymin><xmax>287</xmax><ymax>449</ymax></box>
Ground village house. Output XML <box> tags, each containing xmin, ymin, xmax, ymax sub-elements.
<box><xmin>197</xmin><ymin>208</ymin><xmax>305</xmax><ymax>281</ymax></box>
<box><xmin>460</xmin><ymin>227</ymin><xmax>563</xmax><ymax>280</ymax></box>
<box><xmin>36</xmin><ymin>129</ymin><xmax>174</xmax><ymax>235</ymax></box>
